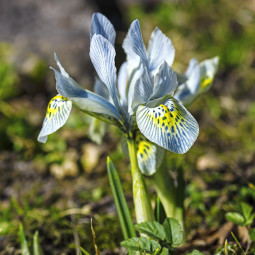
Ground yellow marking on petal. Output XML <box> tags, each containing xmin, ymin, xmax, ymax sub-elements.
<box><xmin>147</xmin><ymin>103</ymin><xmax>185</xmax><ymax>135</ymax></box>
<box><xmin>200</xmin><ymin>74</ymin><xmax>213</xmax><ymax>91</ymax></box>
<box><xmin>136</xmin><ymin>133</ymin><xmax>152</xmax><ymax>160</ymax></box>
<box><xmin>47</xmin><ymin>95</ymin><xmax>69</xmax><ymax>118</ymax></box>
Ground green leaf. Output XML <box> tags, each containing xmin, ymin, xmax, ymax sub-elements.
<box><xmin>79</xmin><ymin>246</ymin><xmax>90</xmax><ymax>255</ymax></box>
<box><xmin>225</xmin><ymin>212</ymin><xmax>245</xmax><ymax>225</ymax></box>
<box><xmin>160</xmin><ymin>247</ymin><xmax>169</xmax><ymax>255</ymax></box>
<box><xmin>240</xmin><ymin>202</ymin><xmax>252</xmax><ymax>219</ymax></box>
<box><xmin>19</xmin><ymin>223</ymin><xmax>30</xmax><ymax>255</ymax></box>
<box><xmin>121</xmin><ymin>237</ymin><xmax>161</xmax><ymax>253</ymax></box>
<box><xmin>121</xmin><ymin>237</ymin><xmax>151</xmax><ymax>252</ymax></box>
<box><xmin>249</xmin><ymin>228</ymin><xmax>255</xmax><ymax>241</ymax></box>
<box><xmin>163</xmin><ymin>218</ymin><xmax>183</xmax><ymax>247</ymax></box>
<box><xmin>135</xmin><ymin>221</ymin><xmax>166</xmax><ymax>240</ymax></box>
<box><xmin>240</xmin><ymin>202</ymin><xmax>254</xmax><ymax>226</ymax></box>
<box><xmin>107</xmin><ymin>157</ymin><xmax>136</xmax><ymax>239</ymax></box>
<box><xmin>150</xmin><ymin>240</ymin><xmax>161</xmax><ymax>252</ymax></box>
<box><xmin>33</xmin><ymin>231</ymin><xmax>43</xmax><ymax>255</ymax></box>
<box><xmin>245</xmin><ymin>214</ymin><xmax>254</xmax><ymax>226</ymax></box>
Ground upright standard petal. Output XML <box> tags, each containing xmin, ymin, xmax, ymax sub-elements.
<box><xmin>130</xmin><ymin>66</ymin><xmax>153</xmax><ymax>112</ymax></box>
<box><xmin>123</xmin><ymin>19</ymin><xmax>148</xmax><ymax>66</ymax></box>
<box><xmin>186</xmin><ymin>61</ymin><xmax>200</xmax><ymax>94</ymax></box>
<box><xmin>185</xmin><ymin>58</ymin><xmax>198</xmax><ymax>77</ymax></box>
<box><xmin>199</xmin><ymin>56</ymin><xmax>219</xmax><ymax>93</ymax></box>
<box><xmin>117</xmin><ymin>62</ymin><xmax>128</xmax><ymax>105</ymax></box>
<box><xmin>90</xmin><ymin>12</ymin><xmax>116</xmax><ymax>45</ymax></box>
<box><xmin>147</xmin><ymin>27</ymin><xmax>175</xmax><ymax>74</ymax></box>
<box><xmin>135</xmin><ymin>132</ymin><xmax>165</xmax><ymax>176</ymax></box>
<box><xmin>136</xmin><ymin>96</ymin><xmax>199</xmax><ymax>154</ymax></box>
<box><xmin>153</xmin><ymin>62</ymin><xmax>177</xmax><ymax>99</ymax></box>
<box><xmin>38</xmin><ymin>95</ymin><xmax>72</xmax><ymax>143</ymax></box>
<box><xmin>127</xmin><ymin>60</ymin><xmax>144</xmax><ymax>115</ymax></box>
<box><xmin>90</xmin><ymin>34</ymin><xmax>122</xmax><ymax>114</ymax></box>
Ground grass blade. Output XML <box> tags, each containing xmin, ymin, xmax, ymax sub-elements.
<box><xmin>19</xmin><ymin>223</ymin><xmax>30</xmax><ymax>255</ymax></box>
<box><xmin>79</xmin><ymin>246</ymin><xmax>90</xmax><ymax>255</ymax></box>
<box><xmin>33</xmin><ymin>231</ymin><xmax>43</xmax><ymax>255</ymax></box>
<box><xmin>231</xmin><ymin>232</ymin><xmax>245</xmax><ymax>255</ymax></box>
<box><xmin>107</xmin><ymin>157</ymin><xmax>136</xmax><ymax>239</ymax></box>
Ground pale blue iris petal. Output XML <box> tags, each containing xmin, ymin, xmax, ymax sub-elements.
<box><xmin>94</xmin><ymin>77</ymin><xmax>110</xmax><ymax>100</ymax></box>
<box><xmin>54</xmin><ymin>53</ymin><xmax>69</xmax><ymax>78</ymax></box>
<box><xmin>121</xmin><ymin>133</ymin><xmax>164</xmax><ymax>175</ymax></box>
<box><xmin>123</xmin><ymin>20</ymin><xmax>151</xmax><ymax>96</ymax></box>
<box><xmin>186</xmin><ymin>63</ymin><xmax>200</xmax><ymax>94</ymax></box>
<box><xmin>153</xmin><ymin>62</ymin><xmax>177</xmax><ymax>99</ymax></box>
<box><xmin>38</xmin><ymin>54</ymin><xmax>73</xmax><ymax>143</ymax></box>
<box><xmin>135</xmin><ymin>133</ymin><xmax>165</xmax><ymax>176</ymax></box>
<box><xmin>185</xmin><ymin>58</ymin><xmax>198</xmax><ymax>77</ymax></box>
<box><xmin>199</xmin><ymin>56</ymin><xmax>219</xmax><ymax>93</ymax></box>
<box><xmin>147</xmin><ymin>27</ymin><xmax>175</xmax><ymax>74</ymax></box>
<box><xmin>52</xmin><ymin>68</ymin><xmax>121</xmax><ymax>120</ymax></box>
<box><xmin>127</xmin><ymin>60</ymin><xmax>144</xmax><ymax>114</ymax></box>
<box><xmin>38</xmin><ymin>95</ymin><xmax>72</xmax><ymax>143</ymax></box>
<box><xmin>123</xmin><ymin>19</ymin><xmax>148</xmax><ymax>66</ymax></box>
<box><xmin>90</xmin><ymin>12</ymin><xmax>116</xmax><ymax>45</ymax></box>
<box><xmin>174</xmin><ymin>61</ymin><xmax>200</xmax><ymax>105</ymax></box>
<box><xmin>136</xmin><ymin>96</ymin><xmax>199</xmax><ymax>154</ymax></box>
<box><xmin>131</xmin><ymin>66</ymin><xmax>154</xmax><ymax>112</ymax></box>
<box><xmin>90</xmin><ymin>34</ymin><xmax>122</xmax><ymax>113</ymax></box>
<box><xmin>125</xmin><ymin>52</ymin><xmax>141</xmax><ymax>91</ymax></box>
<box><xmin>117</xmin><ymin>62</ymin><xmax>128</xmax><ymax>105</ymax></box>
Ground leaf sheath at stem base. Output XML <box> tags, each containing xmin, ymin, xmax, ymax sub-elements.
<box><xmin>152</xmin><ymin>159</ymin><xmax>185</xmax><ymax>231</ymax></box>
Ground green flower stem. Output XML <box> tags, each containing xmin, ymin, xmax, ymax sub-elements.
<box><xmin>127</xmin><ymin>138</ymin><xmax>154</xmax><ymax>223</ymax></box>
<box><xmin>152</xmin><ymin>159</ymin><xmax>185</xmax><ymax>230</ymax></box>
<box><xmin>175</xmin><ymin>167</ymin><xmax>185</xmax><ymax>229</ymax></box>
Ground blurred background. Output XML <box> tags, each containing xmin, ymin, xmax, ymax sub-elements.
<box><xmin>0</xmin><ymin>0</ymin><xmax>255</xmax><ymax>254</ymax></box>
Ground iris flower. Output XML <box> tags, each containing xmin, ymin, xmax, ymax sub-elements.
<box><xmin>38</xmin><ymin>13</ymin><xmax>199</xmax><ymax>169</ymax></box>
